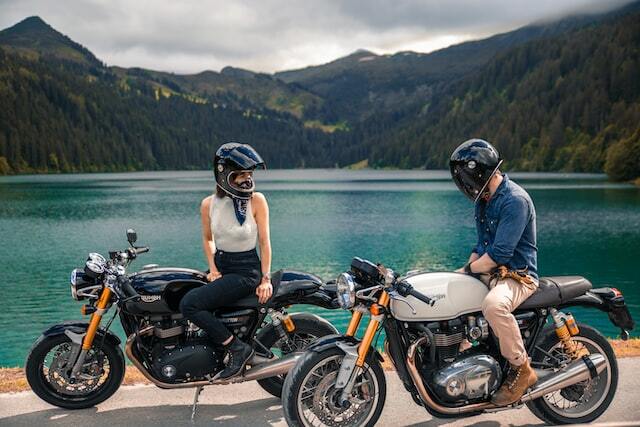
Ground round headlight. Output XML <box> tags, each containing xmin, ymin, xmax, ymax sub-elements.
<box><xmin>336</xmin><ymin>272</ymin><xmax>356</xmax><ymax>309</ymax></box>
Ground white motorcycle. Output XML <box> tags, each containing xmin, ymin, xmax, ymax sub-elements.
<box><xmin>282</xmin><ymin>257</ymin><xmax>635</xmax><ymax>426</ymax></box>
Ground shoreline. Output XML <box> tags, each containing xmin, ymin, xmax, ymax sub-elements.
<box><xmin>2</xmin><ymin>338</ymin><xmax>639</xmax><ymax>394</ymax></box>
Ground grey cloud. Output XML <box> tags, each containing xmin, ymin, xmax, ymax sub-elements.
<box><xmin>0</xmin><ymin>0</ymin><xmax>633</xmax><ymax>73</ymax></box>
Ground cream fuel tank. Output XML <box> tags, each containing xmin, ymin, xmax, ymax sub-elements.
<box><xmin>390</xmin><ymin>272</ymin><xmax>489</xmax><ymax>321</ymax></box>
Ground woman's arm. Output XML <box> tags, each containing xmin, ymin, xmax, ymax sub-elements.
<box><xmin>253</xmin><ymin>192</ymin><xmax>273</xmax><ymax>303</ymax></box>
<box><xmin>200</xmin><ymin>197</ymin><xmax>221</xmax><ymax>282</ymax></box>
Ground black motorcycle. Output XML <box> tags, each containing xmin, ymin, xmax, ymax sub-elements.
<box><xmin>25</xmin><ymin>229</ymin><xmax>339</xmax><ymax>410</ymax></box>
<box><xmin>283</xmin><ymin>257</ymin><xmax>635</xmax><ymax>426</ymax></box>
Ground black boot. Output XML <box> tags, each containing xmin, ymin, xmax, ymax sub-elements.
<box><xmin>215</xmin><ymin>337</ymin><xmax>254</xmax><ymax>380</ymax></box>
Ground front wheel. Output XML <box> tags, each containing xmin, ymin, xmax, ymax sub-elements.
<box><xmin>527</xmin><ymin>323</ymin><xmax>618</xmax><ymax>425</ymax></box>
<box><xmin>25</xmin><ymin>333</ymin><xmax>125</xmax><ymax>409</ymax></box>
<box><xmin>282</xmin><ymin>346</ymin><xmax>386</xmax><ymax>427</ymax></box>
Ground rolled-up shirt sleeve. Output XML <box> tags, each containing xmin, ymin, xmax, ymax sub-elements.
<box><xmin>487</xmin><ymin>196</ymin><xmax>530</xmax><ymax>265</ymax></box>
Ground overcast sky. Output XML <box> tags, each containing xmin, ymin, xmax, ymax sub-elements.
<box><xmin>0</xmin><ymin>0</ymin><xmax>632</xmax><ymax>74</ymax></box>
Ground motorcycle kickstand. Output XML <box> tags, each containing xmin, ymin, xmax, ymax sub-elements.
<box><xmin>191</xmin><ymin>385</ymin><xmax>204</xmax><ymax>423</ymax></box>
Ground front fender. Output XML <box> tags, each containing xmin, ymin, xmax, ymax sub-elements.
<box><xmin>40</xmin><ymin>321</ymin><xmax>122</xmax><ymax>348</ymax></box>
<box><xmin>306</xmin><ymin>334</ymin><xmax>384</xmax><ymax>363</ymax></box>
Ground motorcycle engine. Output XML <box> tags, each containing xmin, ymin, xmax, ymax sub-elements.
<box><xmin>431</xmin><ymin>355</ymin><xmax>502</xmax><ymax>403</ymax></box>
<box><xmin>152</xmin><ymin>342</ymin><xmax>223</xmax><ymax>383</ymax></box>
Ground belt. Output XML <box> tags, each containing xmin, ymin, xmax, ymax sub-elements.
<box><xmin>491</xmin><ymin>265</ymin><xmax>535</xmax><ymax>286</ymax></box>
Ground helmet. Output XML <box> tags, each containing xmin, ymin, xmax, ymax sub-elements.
<box><xmin>214</xmin><ymin>143</ymin><xmax>265</xmax><ymax>199</ymax></box>
<box><xmin>449</xmin><ymin>139</ymin><xmax>503</xmax><ymax>202</ymax></box>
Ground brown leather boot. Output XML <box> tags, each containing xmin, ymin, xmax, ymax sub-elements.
<box><xmin>491</xmin><ymin>359</ymin><xmax>538</xmax><ymax>406</ymax></box>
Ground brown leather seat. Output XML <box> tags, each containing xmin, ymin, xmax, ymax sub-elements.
<box><xmin>519</xmin><ymin>276</ymin><xmax>592</xmax><ymax>309</ymax></box>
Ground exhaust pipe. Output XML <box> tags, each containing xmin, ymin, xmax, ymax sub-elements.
<box><xmin>520</xmin><ymin>353</ymin><xmax>607</xmax><ymax>402</ymax></box>
<box><xmin>406</xmin><ymin>336</ymin><xmax>608</xmax><ymax>414</ymax></box>
<box><xmin>125</xmin><ymin>333</ymin><xmax>302</xmax><ymax>389</ymax></box>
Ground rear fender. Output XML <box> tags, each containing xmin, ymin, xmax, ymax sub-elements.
<box><xmin>560</xmin><ymin>287</ymin><xmax>635</xmax><ymax>339</ymax></box>
<box><xmin>287</xmin><ymin>312</ymin><xmax>338</xmax><ymax>334</ymax></box>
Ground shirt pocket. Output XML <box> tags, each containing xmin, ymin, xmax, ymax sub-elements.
<box><xmin>486</xmin><ymin>214</ymin><xmax>499</xmax><ymax>236</ymax></box>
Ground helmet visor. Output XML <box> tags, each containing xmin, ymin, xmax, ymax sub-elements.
<box><xmin>227</xmin><ymin>170</ymin><xmax>255</xmax><ymax>193</ymax></box>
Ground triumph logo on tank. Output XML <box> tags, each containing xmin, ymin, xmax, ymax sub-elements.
<box><xmin>140</xmin><ymin>295</ymin><xmax>161</xmax><ymax>303</ymax></box>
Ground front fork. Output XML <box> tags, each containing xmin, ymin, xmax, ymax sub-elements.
<box><xmin>338</xmin><ymin>291</ymin><xmax>389</xmax><ymax>403</ymax></box>
<box><xmin>68</xmin><ymin>288</ymin><xmax>113</xmax><ymax>379</ymax></box>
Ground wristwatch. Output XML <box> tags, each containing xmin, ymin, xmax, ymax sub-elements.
<box><xmin>464</xmin><ymin>263</ymin><xmax>473</xmax><ymax>275</ymax></box>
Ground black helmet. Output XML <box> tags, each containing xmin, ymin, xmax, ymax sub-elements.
<box><xmin>214</xmin><ymin>142</ymin><xmax>265</xmax><ymax>199</ymax></box>
<box><xmin>449</xmin><ymin>139</ymin><xmax>503</xmax><ymax>202</ymax></box>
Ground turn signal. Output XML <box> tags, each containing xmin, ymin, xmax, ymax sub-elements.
<box><xmin>283</xmin><ymin>315</ymin><xmax>295</xmax><ymax>332</ymax></box>
<box><xmin>81</xmin><ymin>305</ymin><xmax>96</xmax><ymax>316</ymax></box>
<box><xmin>370</xmin><ymin>304</ymin><xmax>385</xmax><ymax>316</ymax></box>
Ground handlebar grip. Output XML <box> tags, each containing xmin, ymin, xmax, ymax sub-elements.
<box><xmin>119</xmin><ymin>277</ymin><xmax>139</xmax><ymax>300</ymax></box>
<box><xmin>135</xmin><ymin>246</ymin><xmax>149</xmax><ymax>254</ymax></box>
<box><xmin>408</xmin><ymin>287</ymin><xmax>435</xmax><ymax>306</ymax></box>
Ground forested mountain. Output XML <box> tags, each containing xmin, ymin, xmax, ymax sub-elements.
<box><xmin>0</xmin><ymin>3</ymin><xmax>639</xmax><ymax>180</ymax></box>
<box><xmin>359</xmin><ymin>7</ymin><xmax>640</xmax><ymax>181</ymax></box>
<box><xmin>274</xmin><ymin>1</ymin><xmax>640</xmax><ymax>123</ymax></box>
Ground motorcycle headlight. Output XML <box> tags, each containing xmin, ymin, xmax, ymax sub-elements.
<box><xmin>336</xmin><ymin>273</ymin><xmax>356</xmax><ymax>309</ymax></box>
<box><xmin>70</xmin><ymin>268</ymin><xmax>100</xmax><ymax>301</ymax></box>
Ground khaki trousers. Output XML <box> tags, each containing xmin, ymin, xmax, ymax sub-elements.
<box><xmin>480</xmin><ymin>275</ymin><xmax>538</xmax><ymax>366</ymax></box>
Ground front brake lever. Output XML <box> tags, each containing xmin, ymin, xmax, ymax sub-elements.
<box><xmin>388</xmin><ymin>291</ymin><xmax>416</xmax><ymax>314</ymax></box>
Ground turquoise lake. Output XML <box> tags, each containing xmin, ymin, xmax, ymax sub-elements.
<box><xmin>0</xmin><ymin>170</ymin><xmax>639</xmax><ymax>366</ymax></box>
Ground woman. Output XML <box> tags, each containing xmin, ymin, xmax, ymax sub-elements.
<box><xmin>180</xmin><ymin>142</ymin><xmax>273</xmax><ymax>380</ymax></box>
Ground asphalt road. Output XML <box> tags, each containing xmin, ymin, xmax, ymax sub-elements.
<box><xmin>1</xmin><ymin>358</ymin><xmax>639</xmax><ymax>426</ymax></box>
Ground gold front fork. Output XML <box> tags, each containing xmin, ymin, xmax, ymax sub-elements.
<box><xmin>345</xmin><ymin>310</ymin><xmax>363</xmax><ymax>337</ymax></box>
<box><xmin>356</xmin><ymin>291</ymin><xmax>389</xmax><ymax>366</ymax></box>
<box><xmin>82</xmin><ymin>287</ymin><xmax>112</xmax><ymax>350</ymax></box>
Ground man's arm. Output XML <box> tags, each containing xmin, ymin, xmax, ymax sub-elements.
<box><xmin>460</xmin><ymin>196</ymin><xmax>530</xmax><ymax>274</ymax></box>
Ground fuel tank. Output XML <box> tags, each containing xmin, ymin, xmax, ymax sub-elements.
<box><xmin>126</xmin><ymin>267</ymin><xmax>207</xmax><ymax>315</ymax></box>
<box><xmin>391</xmin><ymin>272</ymin><xmax>488</xmax><ymax>321</ymax></box>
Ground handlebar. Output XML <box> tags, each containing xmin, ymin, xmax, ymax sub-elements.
<box><xmin>396</xmin><ymin>280</ymin><xmax>435</xmax><ymax>306</ymax></box>
<box><xmin>134</xmin><ymin>246</ymin><xmax>149</xmax><ymax>255</ymax></box>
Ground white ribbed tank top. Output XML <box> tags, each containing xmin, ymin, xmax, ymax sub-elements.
<box><xmin>209</xmin><ymin>194</ymin><xmax>258</xmax><ymax>252</ymax></box>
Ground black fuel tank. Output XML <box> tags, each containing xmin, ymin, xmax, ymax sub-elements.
<box><xmin>125</xmin><ymin>267</ymin><xmax>207</xmax><ymax>315</ymax></box>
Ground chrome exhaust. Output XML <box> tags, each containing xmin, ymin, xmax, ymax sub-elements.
<box><xmin>406</xmin><ymin>336</ymin><xmax>608</xmax><ymax>414</ymax></box>
<box><xmin>125</xmin><ymin>333</ymin><xmax>302</xmax><ymax>389</ymax></box>
<box><xmin>519</xmin><ymin>353</ymin><xmax>607</xmax><ymax>402</ymax></box>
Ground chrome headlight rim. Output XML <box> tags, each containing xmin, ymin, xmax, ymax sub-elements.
<box><xmin>336</xmin><ymin>272</ymin><xmax>356</xmax><ymax>309</ymax></box>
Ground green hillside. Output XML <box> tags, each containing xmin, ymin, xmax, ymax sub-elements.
<box><xmin>362</xmin><ymin>7</ymin><xmax>640</xmax><ymax>181</ymax></box>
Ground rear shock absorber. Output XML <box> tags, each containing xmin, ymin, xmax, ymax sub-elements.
<box><xmin>549</xmin><ymin>308</ymin><xmax>589</xmax><ymax>360</ymax></box>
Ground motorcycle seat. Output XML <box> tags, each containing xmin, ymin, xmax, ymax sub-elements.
<box><xmin>226</xmin><ymin>269</ymin><xmax>326</xmax><ymax>308</ymax></box>
<box><xmin>518</xmin><ymin>276</ymin><xmax>592</xmax><ymax>309</ymax></box>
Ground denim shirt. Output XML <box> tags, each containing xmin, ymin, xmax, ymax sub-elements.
<box><xmin>472</xmin><ymin>174</ymin><xmax>538</xmax><ymax>279</ymax></box>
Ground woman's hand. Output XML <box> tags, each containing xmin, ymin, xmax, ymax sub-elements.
<box><xmin>207</xmin><ymin>270</ymin><xmax>222</xmax><ymax>282</ymax></box>
<box><xmin>256</xmin><ymin>279</ymin><xmax>273</xmax><ymax>304</ymax></box>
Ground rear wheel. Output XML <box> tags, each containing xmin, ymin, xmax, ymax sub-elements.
<box><xmin>25</xmin><ymin>333</ymin><xmax>125</xmax><ymax>409</ymax></box>
<box><xmin>527</xmin><ymin>323</ymin><xmax>618</xmax><ymax>425</ymax></box>
<box><xmin>255</xmin><ymin>316</ymin><xmax>337</xmax><ymax>398</ymax></box>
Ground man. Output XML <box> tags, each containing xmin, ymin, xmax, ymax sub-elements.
<box><xmin>450</xmin><ymin>139</ymin><xmax>539</xmax><ymax>406</ymax></box>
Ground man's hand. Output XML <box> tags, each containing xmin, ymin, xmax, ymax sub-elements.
<box><xmin>207</xmin><ymin>271</ymin><xmax>222</xmax><ymax>282</ymax></box>
<box><xmin>256</xmin><ymin>280</ymin><xmax>273</xmax><ymax>304</ymax></box>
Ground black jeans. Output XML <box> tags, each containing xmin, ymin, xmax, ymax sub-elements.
<box><xmin>180</xmin><ymin>248</ymin><xmax>261</xmax><ymax>344</ymax></box>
